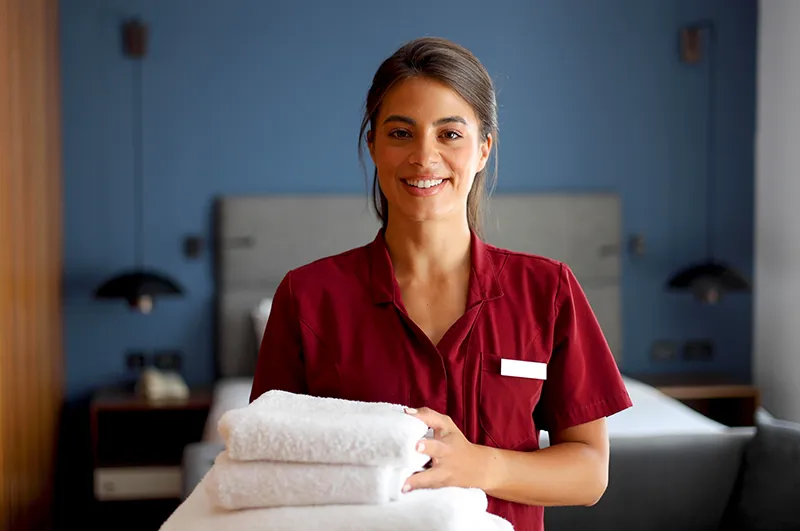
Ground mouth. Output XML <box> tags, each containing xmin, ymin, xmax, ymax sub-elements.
<box><xmin>402</xmin><ymin>177</ymin><xmax>448</xmax><ymax>189</ymax></box>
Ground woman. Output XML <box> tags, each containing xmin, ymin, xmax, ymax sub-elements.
<box><xmin>250</xmin><ymin>37</ymin><xmax>632</xmax><ymax>531</ymax></box>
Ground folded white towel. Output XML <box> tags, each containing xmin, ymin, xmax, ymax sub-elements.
<box><xmin>217</xmin><ymin>390</ymin><xmax>431</xmax><ymax>469</ymax></box>
<box><xmin>485</xmin><ymin>513</ymin><xmax>515</xmax><ymax>531</ymax></box>
<box><xmin>161</xmin><ymin>472</ymin><xmax>515</xmax><ymax>531</ymax></box>
<box><xmin>205</xmin><ymin>450</ymin><xmax>415</xmax><ymax>509</ymax></box>
<box><xmin>248</xmin><ymin>389</ymin><xmax>408</xmax><ymax>415</ymax></box>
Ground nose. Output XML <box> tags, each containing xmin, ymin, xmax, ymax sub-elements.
<box><xmin>407</xmin><ymin>133</ymin><xmax>440</xmax><ymax>167</ymax></box>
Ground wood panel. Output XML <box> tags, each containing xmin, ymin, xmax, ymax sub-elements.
<box><xmin>0</xmin><ymin>0</ymin><xmax>64</xmax><ymax>529</ymax></box>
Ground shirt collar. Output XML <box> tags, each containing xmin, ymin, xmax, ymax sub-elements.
<box><xmin>368</xmin><ymin>228</ymin><xmax>503</xmax><ymax>305</ymax></box>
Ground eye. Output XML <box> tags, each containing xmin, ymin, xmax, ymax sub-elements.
<box><xmin>441</xmin><ymin>130</ymin><xmax>463</xmax><ymax>140</ymax></box>
<box><xmin>388</xmin><ymin>129</ymin><xmax>411</xmax><ymax>139</ymax></box>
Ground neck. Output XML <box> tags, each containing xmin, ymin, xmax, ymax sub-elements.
<box><xmin>384</xmin><ymin>216</ymin><xmax>472</xmax><ymax>281</ymax></box>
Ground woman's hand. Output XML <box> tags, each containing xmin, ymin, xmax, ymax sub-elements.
<box><xmin>402</xmin><ymin>408</ymin><xmax>611</xmax><ymax>507</ymax></box>
<box><xmin>402</xmin><ymin>406</ymin><xmax>496</xmax><ymax>492</ymax></box>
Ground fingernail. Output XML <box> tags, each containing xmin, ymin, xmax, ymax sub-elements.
<box><xmin>405</xmin><ymin>407</ymin><xmax>417</xmax><ymax>414</ymax></box>
<box><xmin>416</xmin><ymin>442</ymin><xmax>425</xmax><ymax>452</ymax></box>
<box><xmin>402</xmin><ymin>483</ymin><xmax>411</xmax><ymax>493</ymax></box>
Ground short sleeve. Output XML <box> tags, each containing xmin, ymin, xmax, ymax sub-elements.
<box><xmin>249</xmin><ymin>271</ymin><xmax>308</xmax><ymax>402</ymax></box>
<box><xmin>533</xmin><ymin>264</ymin><xmax>632</xmax><ymax>433</ymax></box>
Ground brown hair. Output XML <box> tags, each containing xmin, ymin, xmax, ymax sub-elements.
<box><xmin>358</xmin><ymin>37</ymin><xmax>499</xmax><ymax>237</ymax></box>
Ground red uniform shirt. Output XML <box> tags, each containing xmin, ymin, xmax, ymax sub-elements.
<box><xmin>251</xmin><ymin>229</ymin><xmax>633</xmax><ymax>531</ymax></box>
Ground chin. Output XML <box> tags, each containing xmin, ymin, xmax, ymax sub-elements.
<box><xmin>395</xmin><ymin>205</ymin><xmax>462</xmax><ymax>225</ymax></box>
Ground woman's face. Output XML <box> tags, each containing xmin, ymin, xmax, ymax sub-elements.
<box><xmin>368</xmin><ymin>76</ymin><xmax>492</xmax><ymax>227</ymax></box>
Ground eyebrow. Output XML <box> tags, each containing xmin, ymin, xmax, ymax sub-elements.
<box><xmin>382</xmin><ymin>114</ymin><xmax>468</xmax><ymax>127</ymax></box>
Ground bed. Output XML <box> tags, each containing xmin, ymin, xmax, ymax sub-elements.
<box><xmin>182</xmin><ymin>192</ymin><xmax>728</xmax><ymax>496</ymax></box>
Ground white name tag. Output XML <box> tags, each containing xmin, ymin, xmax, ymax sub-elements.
<box><xmin>500</xmin><ymin>358</ymin><xmax>547</xmax><ymax>380</ymax></box>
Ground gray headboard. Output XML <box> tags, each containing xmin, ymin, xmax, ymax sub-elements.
<box><xmin>214</xmin><ymin>193</ymin><xmax>622</xmax><ymax>379</ymax></box>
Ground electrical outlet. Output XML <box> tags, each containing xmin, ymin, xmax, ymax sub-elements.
<box><xmin>154</xmin><ymin>350</ymin><xmax>182</xmax><ymax>371</ymax></box>
<box><xmin>650</xmin><ymin>340</ymin><xmax>678</xmax><ymax>362</ymax></box>
<box><xmin>683</xmin><ymin>340</ymin><xmax>714</xmax><ymax>361</ymax></box>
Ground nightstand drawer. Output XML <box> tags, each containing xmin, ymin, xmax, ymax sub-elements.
<box><xmin>94</xmin><ymin>466</ymin><xmax>182</xmax><ymax>501</ymax></box>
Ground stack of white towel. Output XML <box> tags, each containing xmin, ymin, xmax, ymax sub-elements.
<box><xmin>159</xmin><ymin>390</ymin><xmax>514</xmax><ymax>531</ymax></box>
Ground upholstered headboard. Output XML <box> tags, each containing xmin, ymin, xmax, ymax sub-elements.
<box><xmin>213</xmin><ymin>193</ymin><xmax>622</xmax><ymax>379</ymax></box>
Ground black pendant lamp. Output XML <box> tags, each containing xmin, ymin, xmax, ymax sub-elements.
<box><xmin>666</xmin><ymin>20</ymin><xmax>750</xmax><ymax>304</ymax></box>
<box><xmin>93</xmin><ymin>19</ymin><xmax>184</xmax><ymax>314</ymax></box>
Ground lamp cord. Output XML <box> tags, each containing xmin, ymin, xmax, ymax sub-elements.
<box><xmin>132</xmin><ymin>57</ymin><xmax>144</xmax><ymax>269</ymax></box>
<box><xmin>700</xmin><ymin>21</ymin><xmax>717</xmax><ymax>261</ymax></box>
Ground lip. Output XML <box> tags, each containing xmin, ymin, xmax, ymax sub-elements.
<box><xmin>403</xmin><ymin>175</ymin><xmax>447</xmax><ymax>181</ymax></box>
<box><xmin>401</xmin><ymin>176</ymin><xmax>448</xmax><ymax>197</ymax></box>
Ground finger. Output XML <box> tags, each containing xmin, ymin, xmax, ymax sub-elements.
<box><xmin>402</xmin><ymin>467</ymin><xmax>449</xmax><ymax>493</ymax></box>
<box><xmin>405</xmin><ymin>406</ymin><xmax>453</xmax><ymax>437</ymax></box>
<box><xmin>414</xmin><ymin>438</ymin><xmax>450</xmax><ymax>461</ymax></box>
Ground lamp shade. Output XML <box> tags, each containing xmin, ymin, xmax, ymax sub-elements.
<box><xmin>93</xmin><ymin>270</ymin><xmax>184</xmax><ymax>314</ymax></box>
<box><xmin>666</xmin><ymin>260</ymin><xmax>750</xmax><ymax>304</ymax></box>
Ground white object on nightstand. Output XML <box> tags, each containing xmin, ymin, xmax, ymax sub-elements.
<box><xmin>136</xmin><ymin>367</ymin><xmax>189</xmax><ymax>401</ymax></box>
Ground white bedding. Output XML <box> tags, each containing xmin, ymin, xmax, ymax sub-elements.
<box><xmin>201</xmin><ymin>376</ymin><xmax>728</xmax><ymax>445</ymax></box>
<box><xmin>539</xmin><ymin>376</ymin><xmax>727</xmax><ymax>447</ymax></box>
<box><xmin>609</xmin><ymin>377</ymin><xmax>728</xmax><ymax>434</ymax></box>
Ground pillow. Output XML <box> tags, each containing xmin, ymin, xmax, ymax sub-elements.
<box><xmin>250</xmin><ymin>298</ymin><xmax>273</xmax><ymax>348</ymax></box>
<box><xmin>720</xmin><ymin>411</ymin><xmax>800</xmax><ymax>531</ymax></box>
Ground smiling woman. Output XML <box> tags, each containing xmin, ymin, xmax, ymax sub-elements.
<box><xmin>367</xmin><ymin>76</ymin><xmax>492</xmax><ymax>228</ymax></box>
<box><xmin>251</xmin><ymin>36</ymin><xmax>632</xmax><ymax>531</ymax></box>
<box><xmin>358</xmin><ymin>38</ymin><xmax>498</xmax><ymax>236</ymax></box>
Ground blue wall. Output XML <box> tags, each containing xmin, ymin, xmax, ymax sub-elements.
<box><xmin>60</xmin><ymin>0</ymin><xmax>757</xmax><ymax>400</ymax></box>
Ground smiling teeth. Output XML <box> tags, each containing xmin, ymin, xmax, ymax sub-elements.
<box><xmin>406</xmin><ymin>179</ymin><xmax>444</xmax><ymax>188</ymax></box>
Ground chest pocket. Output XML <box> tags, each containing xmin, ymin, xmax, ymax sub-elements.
<box><xmin>477</xmin><ymin>352</ymin><xmax>545</xmax><ymax>450</ymax></box>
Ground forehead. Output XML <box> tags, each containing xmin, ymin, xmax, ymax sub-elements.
<box><xmin>377</xmin><ymin>76</ymin><xmax>478</xmax><ymax>125</ymax></box>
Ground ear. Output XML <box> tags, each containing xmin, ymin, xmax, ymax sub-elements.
<box><xmin>476</xmin><ymin>133</ymin><xmax>492</xmax><ymax>173</ymax></box>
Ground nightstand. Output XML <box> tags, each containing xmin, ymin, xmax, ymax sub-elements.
<box><xmin>90</xmin><ymin>386</ymin><xmax>211</xmax><ymax>528</ymax></box>
<box><xmin>630</xmin><ymin>372</ymin><xmax>760</xmax><ymax>427</ymax></box>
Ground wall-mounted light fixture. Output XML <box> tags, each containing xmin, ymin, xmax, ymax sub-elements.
<box><xmin>665</xmin><ymin>20</ymin><xmax>750</xmax><ymax>304</ymax></box>
<box><xmin>93</xmin><ymin>19</ymin><xmax>184</xmax><ymax>314</ymax></box>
